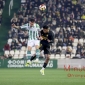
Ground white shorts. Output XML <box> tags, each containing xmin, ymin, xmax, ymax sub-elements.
<box><xmin>27</xmin><ymin>40</ymin><xmax>40</xmax><ymax>47</ymax></box>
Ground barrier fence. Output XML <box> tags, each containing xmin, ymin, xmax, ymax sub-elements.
<box><xmin>0</xmin><ymin>59</ymin><xmax>85</xmax><ymax>68</ymax></box>
<box><xmin>9</xmin><ymin>0</ymin><xmax>13</xmax><ymax>16</ymax></box>
<box><xmin>0</xmin><ymin>59</ymin><xmax>57</xmax><ymax>68</ymax></box>
<box><xmin>58</xmin><ymin>59</ymin><xmax>85</xmax><ymax>69</ymax></box>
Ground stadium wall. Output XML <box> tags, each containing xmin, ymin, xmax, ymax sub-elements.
<box><xmin>58</xmin><ymin>59</ymin><xmax>85</xmax><ymax>69</ymax></box>
<box><xmin>0</xmin><ymin>59</ymin><xmax>85</xmax><ymax>69</ymax></box>
<box><xmin>0</xmin><ymin>59</ymin><xmax>57</xmax><ymax>68</ymax></box>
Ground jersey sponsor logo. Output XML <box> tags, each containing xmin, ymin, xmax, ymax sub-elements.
<box><xmin>41</xmin><ymin>36</ymin><xmax>48</xmax><ymax>40</ymax></box>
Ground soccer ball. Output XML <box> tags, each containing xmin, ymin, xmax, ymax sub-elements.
<box><xmin>39</xmin><ymin>4</ymin><xmax>46</xmax><ymax>11</ymax></box>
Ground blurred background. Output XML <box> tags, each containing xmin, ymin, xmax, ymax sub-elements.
<box><xmin>0</xmin><ymin>0</ymin><xmax>85</xmax><ymax>59</ymax></box>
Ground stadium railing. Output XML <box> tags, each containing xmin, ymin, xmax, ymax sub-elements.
<box><xmin>9</xmin><ymin>0</ymin><xmax>13</xmax><ymax>16</ymax></box>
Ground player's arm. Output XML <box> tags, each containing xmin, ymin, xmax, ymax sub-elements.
<box><xmin>38</xmin><ymin>30</ymin><xmax>43</xmax><ymax>40</ymax></box>
<box><xmin>12</xmin><ymin>24</ymin><xmax>20</xmax><ymax>29</ymax></box>
<box><xmin>47</xmin><ymin>31</ymin><xmax>55</xmax><ymax>43</ymax></box>
<box><xmin>36</xmin><ymin>24</ymin><xmax>42</xmax><ymax>40</ymax></box>
<box><xmin>13</xmin><ymin>23</ymin><xmax>28</xmax><ymax>30</ymax></box>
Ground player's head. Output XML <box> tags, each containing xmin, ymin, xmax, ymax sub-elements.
<box><xmin>43</xmin><ymin>25</ymin><xmax>49</xmax><ymax>33</ymax></box>
<box><xmin>29</xmin><ymin>18</ymin><xmax>35</xmax><ymax>27</ymax></box>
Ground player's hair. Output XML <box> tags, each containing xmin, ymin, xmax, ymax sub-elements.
<box><xmin>30</xmin><ymin>18</ymin><xmax>35</xmax><ymax>22</ymax></box>
<box><xmin>43</xmin><ymin>25</ymin><xmax>49</xmax><ymax>29</ymax></box>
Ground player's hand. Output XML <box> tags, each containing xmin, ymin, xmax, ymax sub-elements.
<box><xmin>12</xmin><ymin>23</ymin><xmax>16</xmax><ymax>28</ymax></box>
<box><xmin>47</xmin><ymin>39</ymin><xmax>51</xmax><ymax>42</ymax></box>
<box><xmin>39</xmin><ymin>36</ymin><xmax>43</xmax><ymax>40</ymax></box>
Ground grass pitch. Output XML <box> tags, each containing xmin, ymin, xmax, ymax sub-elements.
<box><xmin>0</xmin><ymin>68</ymin><xmax>85</xmax><ymax>85</ymax></box>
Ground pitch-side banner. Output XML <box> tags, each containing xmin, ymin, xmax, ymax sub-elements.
<box><xmin>58</xmin><ymin>59</ymin><xmax>85</xmax><ymax>68</ymax></box>
<box><xmin>0</xmin><ymin>59</ymin><xmax>57</xmax><ymax>68</ymax></box>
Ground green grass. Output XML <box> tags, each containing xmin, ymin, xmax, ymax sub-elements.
<box><xmin>0</xmin><ymin>69</ymin><xmax>85</xmax><ymax>85</ymax></box>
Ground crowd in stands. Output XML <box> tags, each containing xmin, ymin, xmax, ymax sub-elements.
<box><xmin>3</xmin><ymin>0</ymin><xmax>85</xmax><ymax>59</ymax></box>
<box><xmin>0</xmin><ymin>0</ymin><xmax>5</xmax><ymax>26</ymax></box>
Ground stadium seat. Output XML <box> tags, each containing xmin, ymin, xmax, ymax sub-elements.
<box><xmin>13</xmin><ymin>54</ymin><xmax>19</xmax><ymax>59</ymax></box>
<box><xmin>71</xmin><ymin>54</ymin><xmax>75</xmax><ymax>58</ymax></box>
<box><xmin>73</xmin><ymin>46</ymin><xmax>77</xmax><ymax>50</ymax></box>
<box><xmin>58</xmin><ymin>46</ymin><xmax>62</xmax><ymax>50</ymax></box>
<box><xmin>4</xmin><ymin>50</ymin><xmax>9</xmax><ymax>57</ymax></box>
<box><xmin>32</xmin><ymin>47</ymin><xmax>36</xmax><ymax>51</ymax></box>
<box><xmin>53</xmin><ymin>45</ymin><xmax>57</xmax><ymax>50</ymax></box>
<box><xmin>55</xmin><ymin>54</ymin><xmax>60</xmax><ymax>59</ymax></box>
<box><xmin>25</xmin><ymin>51</ymin><xmax>27</xmax><ymax>55</ymax></box>
<box><xmin>72</xmin><ymin>49</ymin><xmax>76</xmax><ymax>54</ymax></box>
<box><xmin>19</xmin><ymin>54</ymin><xmax>24</xmax><ymax>59</ymax></box>
<box><xmin>50</xmin><ymin>54</ymin><xmax>55</xmax><ymax>59</ymax></box>
<box><xmin>15</xmin><ymin>50</ymin><xmax>20</xmax><ymax>55</ymax></box>
<box><xmin>56</xmin><ymin>27</ymin><xmax>60</xmax><ymax>32</ymax></box>
<box><xmin>21</xmin><ymin>46</ymin><xmax>26</xmax><ymax>51</ymax></box>
<box><xmin>72</xmin><ymin>43</ymin><xmax>78</xmax><ymax>47</ymax></box>
<box><xmin>62</xmin><ymin>46</ymin><xmax>67</xmax><ymax>50</ymax></box>
<box><xmin>66</xmin><ymin>54</ymin><xmax>71</xmax><ymax>58</ymax></box>
<box><xmin>74</xmin><ymin>38</ymin><xmax>78</xmax><ymax>43</ymax></box>
<box><xmin>20</xmin><ymin>50</ymin><xmax>25</xmax><ymax>55</ymax></box>
<box><xmin>7</xmin><ymin>38</ymin><xmax>12</xmax><ymax>45</ymax></box>
<box><xmin>79</xmin><ymin>39</ymin><xmax>83</xmax><ymax>44</ymax></box>
<box><xmin>31</xmin><ymin>50</ymin><xmax>35</xmax><ymax>55</ymax></box>
<box><xmin>9</xmin><ymin>50</ymin><xmax>15</xmax><ymax>56</ymax></box>
<box><xmin>76</xmin><ymin>54</ymin><xmax>81</xmax><ymax>57</ymax></box>
<box><xmin>60</xmin><ymin>54</ymin><xmax>65</xmax><ymax>59</ymax></box>
<box><xmin>67</xmin><ymin>27</ymin><xmax>71</xmax><ymax>31</ymax></box>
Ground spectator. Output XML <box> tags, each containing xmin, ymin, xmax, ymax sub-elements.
<box><xmin>0</xmin><ymin>0</ymin><xmax>5</xmax><ymax>25</ymax></box>
<box><xmin>76</xmin><ymin>45</ymin><xmax>82</xmax><ymax>54</ymax></box>
<box><xmin>3</xmin><ymin>43</ymin><xmax>10</xmax><ymax>50</ymax></box>
<box><xmin>63</xmin><ymin>38</ymin><xmax>68</xmax><ymax>46</ymax></box>
<box><xmin>81</xmin><ymin>44</ymin><xmax>85</xmax><ymax>58</ymax></box>
<box><xmin>8</xmin><ymin>54</ymin><xmax>12</xmax><ymax>59</ymax></box>
<box><xmin>56</xmin><ymin>47</ymin><xmax>61</xmax><ymax>54</ymax></box>
<box><xmin>67</xmin><ymin>38</ymin><xmax>73</xmax><ymax>46</ymax></box>
<box><xmin>69</xmin><ymin>35</ymin><xmax>74</xmax><ymax>42</ymax></box>
<box><xmin>10</xmin><ymin>42</ymin><xmax>16</xmax><ymax>50</ymax></box>
<box><xmin>56</xmin><ymin>39</ymin><xmax>63</xmax><ymax>47</ymax></box>
<box><xmin>66</xmin><ymin>46</ymin><xmax>72</xmax><ymax>55</ymax></box>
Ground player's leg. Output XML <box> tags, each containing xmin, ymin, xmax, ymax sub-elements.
<box><xmin>42</xmin><ymin>54</ymin><xmax>50</xmax><ymax>69</ymax></box>
<box><xmin>40</xmin><ymin>46</ymin><xmax>50</xmax><ymax>75</ymax></box>
<box><xmin>27</xmin><ymin>40</ymin><xmax>41</xmax><ymax>63</ymax></box>
<box><xmin>25</xmin><ymin>41</ymin><xmax>33</xmax><ymax>66</ymax></box>
<box><xmin>34</xmin><ymin>40</ymin><xmax>40</xmax><ymax>61</ymax></box>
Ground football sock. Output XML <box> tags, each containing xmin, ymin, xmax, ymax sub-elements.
<box><xmin>43</xmin><ymin>63</ymin><xmax>47</xmax><ymax>69</ymax></box>
<box><xmin>27</xmin><ymin>51</ymin><xmax>31</xmax><ymax>59</ymax></box>
<box><xmin>36</xmin><ymin>49</ymin><xmax>40</xmax><ymax>58</ymax></box>
<box><xmin>30</xmin><ymin>55</ymin><xmax>36</xmax><ymax>61</ymax></box>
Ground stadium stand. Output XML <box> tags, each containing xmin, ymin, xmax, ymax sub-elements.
<box><xmin>3</xmin><ymin>0</ymin><xmax>85</xmax><ymax>59</ymax></box>
<box><xmin>0</xmin><ymin>0</ymin><xmax>5</xmax><ymax>26</ymax></box>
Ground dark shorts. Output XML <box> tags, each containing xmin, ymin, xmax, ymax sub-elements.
<box><xmin>39</xmin><ymin>41</ymin><xmax>51</xmax><ymax>54</ymax></box>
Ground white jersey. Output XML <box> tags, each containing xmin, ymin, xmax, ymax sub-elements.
<box><xmin>20</xmin><ymin>23</ymin><xmax>40</xmax><ymax>40</ymax></box>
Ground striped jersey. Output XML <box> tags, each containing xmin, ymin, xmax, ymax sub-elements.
<box><xmin>20</xmin><ymin>23</ymin><xmax>40</xmax><ymax>40</ymax></box>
